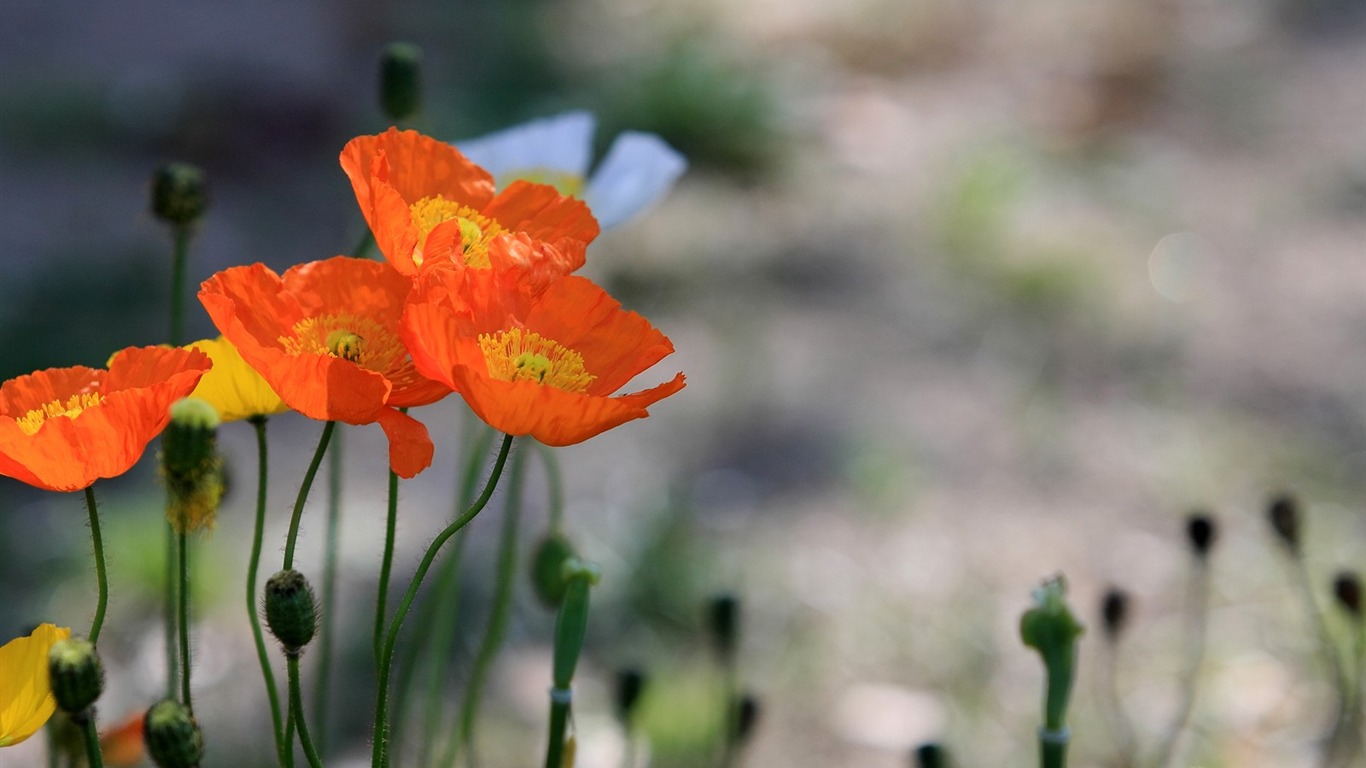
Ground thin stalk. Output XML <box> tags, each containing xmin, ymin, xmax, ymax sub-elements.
<box><xmin>289</xmin><ymin>655</ymin><xmax>325</xmax><ymax>768</ymax></box>
<box><xmin>164</xmin><ymin>221</ymin><xmax>190</xmax><ymax>702</ymax></box>
<box><xmin>164</xmin><ymin>522</ymin><xmax>179</xmax><ymax>699</ymax></box>
<box><xmin>1152</xmin><ymin>559</ymin><xmax>1211</xmax><ymax>768</ymax></box>
<box><xmin>718</xmin><ymin>656</ymin><xmax>739</xmax><ymax>768</ymax></box>
<box><xmin>247</xmin><ymin>417</ymin><xmax>287</xmax><ymax>765</ymax></box>
<box><xmin>543</xmin><ymin>698</ymin><xmax>571</xmax><ymax>768</ymax></box>
<box><xmin>178</xmin><ymin>530</ymin><xmax>193</xmax><ymax>711</ymax></box>
<box><xmin>284</xmin><ymin>421</ymin><xmax>336</xmax><ymax>570</ymax></box>
<box><xmin>456</xmin><ymin>447</ymin><xmax>528</xmax><ymax>765</ymax></box>
<box><xmin>169</xmin><ymin>224</ymin><xmax>190</xmax><ymax>345</ymax></box>
<box><xmin>312</xmin><ymin>427</ymin><xmax>345</xmax><ymax>754</ymax></box>
<box><xmin>283</xmin><ymin>700</ymin><xmax>297</xmax><ymax>768</ymax></box>
<box><xmin>536</xmin><ymin>443</ymin><xmax>565</xmax><ymax>531</ymax></box>
<box><xmin>371</xmin><ymin>434</ymin><xmax>515</xmax><ymax>768</ymax></box>
<box><xmin>375</xmin><ymin>467</ymin><xmax>400</xmax><ymax>666</ymax></box>
<box><xmin>1098</xmin><ymin>638</ymin><xmax>1135</xmax><ymax>768</ymax></box>
<box><xmin>83</xmin><ymin>487</ymin><xmax>108</xmax><ymax>644</ymax></box>
<box><xmin>80</xmin><ymin>717</ymin><xmax>105</xmax><ymax>768</ymax></box>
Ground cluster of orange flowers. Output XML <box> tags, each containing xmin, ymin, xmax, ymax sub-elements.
<box><xmin>0</xmin><ymin>127</ymin><xmax>685</xmax><ymax>491</ymax></box>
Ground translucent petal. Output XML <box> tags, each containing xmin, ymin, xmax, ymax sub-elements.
<box><xmin>456</xmin><ymin>111</ymin><xmax>596</xmax><ymax>180</ymax></box>
<box><xmin>584</xmin><ymin>131</ymin><xmax>687</xmax><ymax>229</ymax></box>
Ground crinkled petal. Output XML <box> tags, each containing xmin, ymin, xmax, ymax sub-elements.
<box><xmin>585</xmin><ymin>131</ymin><xmax>687</xmax><ymax>229</ymax></box>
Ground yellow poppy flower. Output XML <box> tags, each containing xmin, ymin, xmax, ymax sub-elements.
<box><xmin>184</xmin><ymin>337</ymin><xmax>289</xmax><ymax>422</ymax></box>
<box><xmin>0</xmin><ymin>623</ymin><xmax>72</xmax><ymax>747</ymax></box>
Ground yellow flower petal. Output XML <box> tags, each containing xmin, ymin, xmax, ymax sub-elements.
<box><xmin>184</xmin><ymin>337</ymin><xmax>289</xmax><ymax>422</ymax></box>
<box><xmin>0</xmin><ymin>623</ymin><xmax>71</xmax><ymax>747</ymax></box>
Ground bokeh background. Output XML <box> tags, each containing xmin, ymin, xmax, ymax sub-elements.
<box><xmin>1</xmin><ymin>1</ymin><xmax>1364</xmax><ymax>766</ymax></box>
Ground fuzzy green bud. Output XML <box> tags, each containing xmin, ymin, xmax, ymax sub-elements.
<box><xmin>531</xmin><ymin>532</ymin><xmax>578</xmax><ymax>608</ymax></box>
<box><xmin>915</xmin><ymin>742</ymin><xmax>948</xmax><ymax>768</ymax></box>
<box><xmin>552</xmin><ymin>559</ymin><xmax>600</xmax><ymax>689</ymax></box>
<box><xmin>151</xmin><ymin>163</ymin><xmax>207</xmax><ymax>226</ymax></box>
<box><xmin>1334</xmin><ymin>571</ymin><xmax>1362</xmax><ymax>619</ymax></box>
<box><xmin>729</xmin><ymin>692</ymin><xmax>761</xmax><ymax>746</ymax></box>
<box><xmin>264</xmin><ymin>569</ymin><xmax>317</xmax><ymax>654</ymax></box>
<box><xmin>162</xmin><ymin>397</ymin><xmax>224</xmax><ymax>533</ymax></box>
<box><xmin>614</xmin><ymin>667</ymin><xmax>647</xmax><ymax>726</ymax></box>
<box><xmin>47</xmin><ymin>637</ymin><xmax>104</xmax><ymax>715</ymax></box>
<box><xmin>1268</xmin><ymin>493</ymin><xmax>1301</xmax><ymax>553</ymax></box>
<box><xmin>379</xmin><ymin>42</ymin><xmax>423</xmax><ymax>122</ymax></box>
<box><xmin>1020</xmin><ymin>575</ymin><xmax>1084</xmax><ymax>732</ymax></box>
<box><xmin>144</xmin><ymin>699</ymin><xmax>203</xmax><ymax>768</ymax></box>
<box><xmin>708</xmin><ymin>592</ymin><xmax>741</xmax><ymax>659</ymax></box>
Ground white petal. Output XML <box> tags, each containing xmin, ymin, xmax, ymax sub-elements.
<box><xmin>585</xmin><ymin>132</ymin><xmax>687</xmax><ymax>229</ymax></box>
<box><xmin>454</xmin><ymin>111</ymin><xmax>596</xmax><ymax>180</ymax></box>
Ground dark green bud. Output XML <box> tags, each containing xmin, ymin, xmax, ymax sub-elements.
<box><xmin>552</xmin><ymin>559</ymin><xmax>600</xmax><ymax>689</ymax></box>
<box><xmin>531</xmin><ymin>532</ymin><xmax>578</xmax><ymax>608</ymax></box>
<box><xmin>614</xmin><ymin>667</ymin><xmax>647</xmax><ymax>726</ymax></box>
<box><xmin>47</xmin><ymin>637</ymin><xmax>104</xmax><ymax>715</ymax></box>
<box><xmin>914</xmin><ymin>742</ymin><xmax>948</xmax><ymax>768</ymax></box>
<box><xmin>1100</xmin><ymin>587</ymin><xmax>1129</xmax><ymax>642</ymax></box>
<box><xmin>1268</xmin><ymin>493</ymin><xmax>1300</xmax><ymax>552</ymax></box>
<box><xmin>151</xmin><ymin>163</ymin><xmax>207</xmax><ymax>226</ymax></box>
<box><xmin>144</xmin><ymin>699</ymin><xmax>204</xmax><ymax>768</ymax></box>
<box><xmin>1185</xmin><ymin>513</ymin><xmax>1217</xmax><ymax>558</ymax></box>
<box><xmin>379</xmin><ymin>42</ymin><xmax>423</xmax><ymax>122</ymax></box>
<box><xmin>729</xmin><ymin>692</ymin><xmax>761</xmax><ymax>746</ymax></box>
<box><xmin>264</xmin><ymin>569</ymin><xmax>317</xmax><ymax>654</ymax></box>
<box><xmin>708</xmin><ymin>592</ymin><xmax>740</xmax><ymax>658</ymax></box>
<box><xmin>162</xmin><ymin>397</ymin><xmax>224</xmax><ymax>533</ymax></box>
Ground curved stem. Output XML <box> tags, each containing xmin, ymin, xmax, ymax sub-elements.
<box><xmin>283</xmin><ymin>421</ymin><xmax>336</xmax><ymax>570</ymax></box>
<box><xmin>247</xmin><ymin>418</ymin><xmax>287</xmax><ymax>765</ymax></box>
<box><xmin>457</xmin><ymin>447</ymin><xmax>528</xmax><ymax>763</ymax></box>
<box><xmin>371</xmin><ymin>434</ymin><xmax>515</xmax><ymax>768</ymax></box>
<box><xmin>374</xmin><ymin>467</ymin><xmax>400</xmax><ymax>666</ymax></box>
<box><xmin>83</xmin><ymin>487</ymin><xmax>108</xmax><ymax>644</ymax></box>
<box><xmin>1152</xmin><ymin>559</ymin><xmax>1210</xmax><ymax>768</ymax></box>
<box><xmin>178</xmin><ymin>530</ymin><xmax>193</xmax><ymax>711</ymax></box>
<box><xmin>289</xmin><ymin>655</ymin><xmax>324</xmax><ymax>768</ymax></box>
<box><xmin>312</xmin><ymin>428</ymin><xmax>345</xmax><ymax>755</ymax></box>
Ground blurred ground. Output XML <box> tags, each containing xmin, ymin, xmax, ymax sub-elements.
<box><xmin>1</xmin><ymin>1</ymin><xmax>1364</xmax><ymax>767</ymax></box>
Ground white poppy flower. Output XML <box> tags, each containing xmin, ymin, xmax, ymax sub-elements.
<box><xmin>456</xmin><ymin>111</ymin><xmax>686</xmax><ymax>230</ymax></box>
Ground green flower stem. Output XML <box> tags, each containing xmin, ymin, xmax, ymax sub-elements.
<box><xmin>169</xmin><ymin>223</ymin><xmax>190</xmax><ymax>346</ymax></box>
<box><xmin>80</xmin><ymin>717</ymin><xmax>105</xmax><ymax>768</ymax></box>
<box><xmin>283</xmin><ymin>702</ymin><xmax>297</xmax><ymax>768</ymax></box>
<box><xmin>178</xmin><ymin>529</ymin><xmax>193</xmax><ymax>711</ymax></box>
<box><xmin>289</xmin><ymin>655</ymin><xmax>324</xmax><ymax>768</ymax></box>
<box><xmin>457</xmin><ymin>447</ymin><xmax>528</xmax><ymax>764</ymax></box>
<box><xmin>163</xmin><ymin>220</ymin><xmax>191</xmax><ymax>704</ymax></box>
<box><xmin>374</xmin><ymin>466</ymin><xmax>400</xmax><ymax>667</ymax></box>
<box><xmin>1152</xmin><ymin>558</ymin><xmax>1210</xmax><ymax>768</ymax></box>
<box><xmin>164</xmin><ymin>522</ymin><xmax>179</xmax><ymax>700</ymax></box>
<box><xmin>371</xmin><ymin>434</ymin><xmax>515</xmax><ymax>768</ymax></box>
<box><xmin>283</xmin><ymin>421</ymin><xmax>336</xmax><ymax>570</ymax></box>
<box><xmin>544</xmin><ymin>697</ymin><xmax>571</xmax><ymax>768</ymax></box>
<box><xmin>544</xmin><ymin>569</ymin><xmax>596</xmax><ymax>768</ymax></box>
<box><xmin>82</xmin><ymin>487</ymin><xmax>108</xmax><ymax>644</ymax></box>
<box><xmin>312</xmin><ymin>428</ymin><xmax>345</xmax><ymax>755</ymax></box>
<box><xmin>247</xmin><ymin>417</ymin><xmax>287</xmax><ymax>766</ymax></box>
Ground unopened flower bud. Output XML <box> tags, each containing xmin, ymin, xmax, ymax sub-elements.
<box><xmin>144</xmin><ymin>699</ymin><xmax>203</xmax><ymax>768</ymax></box>
<box><xmin>151</xmin><ymin>163</ymin><xmax>207</xmax><ymax>226</ymax></box>
<box><xmin>47</xmin><ymin>637</ymin><xmax>104</xmax><ymax>715</ymax></box>
<box><xmin>1020</xmin><ymin>576</ymin><xmax>1084</xmax><ymax>731</ymax></box>
<box><xmin>708</xmin><ymin>593</ymin><xmax>741</xmax><ymax>659</ymax></box>
<box><xmin>1334</xmin><ymin>572</ymin><xmax>1362</xmax><ymax>619</ymax></box>
<box><xmin>614</xmin><ymin>667</ymin><xmax>647</xmax><ymax>726</ymax></box>
<box><xmin>264</xmin><ymin>569</ymin><xmax>317</xmax><ymax>654</ymax></box>
<box><xmin>162</xmin><ymin>397</ymin><xmax>224</xmax><ymax>533</ymax></box>
<box><xmin>1268</xmin><ymin>493</ymin><xmax>1300</xmax><ymax>553</ymax></box>
<box><xmin>914</xmin><ymin>742</ymin><xmax>948</xmax><ymax>768</ymax></box>
<box><xmin>1100</xmin><ymin>587</ymin><xmax>1129</xmax><ymax>642</ymax></box>
<box><xmin>1186</xmin><ymin>513</ymin><xmax>1217</xmax><ymax>558</ymax></box>
<box><xmin>531</xmin><ymin>531</ymin><xmax>578</xmax><ymax>608</ymax></box>
<box><xmin>552</xmin><ymin>559</ymin><xmax>600</xmax><ymax>689</ymax></box>
<box><xmin>379</xmin><ymin>42</ymin><xmax>423</xmax><ymax>122</ymax></box>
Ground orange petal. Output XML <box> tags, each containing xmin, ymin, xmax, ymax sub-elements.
<box><xmin>376</xmin><ymin>407</ymin><xmax>435</xmax><ymax>478</ymax></box>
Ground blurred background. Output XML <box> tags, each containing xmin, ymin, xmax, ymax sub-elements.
<box><xmin>1</xmin><ymin>0</ymin><xmax>1364</xmax><ymax>766</ymax></box>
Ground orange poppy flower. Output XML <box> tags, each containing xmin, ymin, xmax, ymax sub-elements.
<box><xmin>401</xmin><ymin>265</ymin><xmax>684</xmax><ymax>446</ymax></box>
<box><xmin>0</xmin><ymin>347</ymin><xmax>210</xmax><ymax>492</ymax></box>
<box><xmin>340</xmin><ymin>128</ymin><xmax>600</xmax><ymax>286</ymax></box>
<box><xmin>198</xmin><ymin>256</ymin><xmax>449</xmax><ymax>478</ymax></box>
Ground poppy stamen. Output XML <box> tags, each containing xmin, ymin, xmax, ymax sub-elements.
<box><xmin>479</xmin><ymin>328</ymin><xmax>594</xmax><ymax>394</ymax></box>
<box><xmin>282</xmin><ymin>314</ymin><xmax>401</xmax><ymax>373</ymax></box>
<box><xmin>408</xmin><ymin>196</ymin><xmax>504</xmax><ymax>268</ymax></box>
<box><xmin>16</xmin><ymin>393</ymin><xmax>105</xmax><ymax>436</ymax></box>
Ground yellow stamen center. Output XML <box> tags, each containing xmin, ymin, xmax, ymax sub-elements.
<box><xmin>479</xmin><ymin>328</ymin><xmax>595</xmax><ymax>394</ymax></box>
<box><xmin>16</xmin><ymin>392</ymin><xmax>105</xmax><ymax>436</ymax></box>
<box><xmin>408</xmin><ymin>196</ymin><xmax>505</xmax><ymax>269</ymax></box>
<box><xmin>281</xmin><ymin>313</ymin><xmax>402</xmax><ymax>373</ymax></box>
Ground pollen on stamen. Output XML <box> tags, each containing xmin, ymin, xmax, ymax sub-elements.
<box><xmin>479</xmin><ymin>328</ymin><xmax>595</xmax><ymax>394</ymax></box>
<box><xmin>281</xmin><ymin>313</ymin><xmax>402</xmax><ymax>374</ymax></box>
<box><xmin>16</xmin><ymin>392</ymin><xmax>106</xmax><ymax>436</ymax></box>
<box><xmin>408</xmin><ymin>195</ymin><xmax>504</xmax><ymax>269</ymax></box>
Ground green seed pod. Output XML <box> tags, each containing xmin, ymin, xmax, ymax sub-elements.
<box><xmin>264</xmin><ymin>569</ymin><xmax>317</xmax><ymax>654</ymax></box>
<box><xmin>379</xmin><ymin>42</ymin><xmax>422</xmax><ymax>122</ymax></box>
<box><xmin>47</xmin><ymin>637</ymin><xmax>104</xmax><ymax>715</ymax></box>
<box><xmin>530</xmin><ymin>531</ymin><xmax>578</xmax><ymax>608</ymax></box>
<box><xmin>144</xmin><ymin>699</ymin><xmax>204</xmax><ymax>768</ymax></box>
<box><xmin>151</xmin><ymin>163</ymin><xmax>208</xmax><ymax>226</ymax></box>
<box><xmin>162</xmin><ymin>397</ymin><xmax>224</xmax><ymax>533</ymax></box>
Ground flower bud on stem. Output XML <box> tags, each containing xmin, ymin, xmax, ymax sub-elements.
<box><xmin>1020</xmin><ymin>576</ymin><xmax>1084</xmax><ymax>768</ymax></box>
<box><xmin>544</xmin><ymin>560</ymin><xmax>600</xmax><ymax>768</ymax></box>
